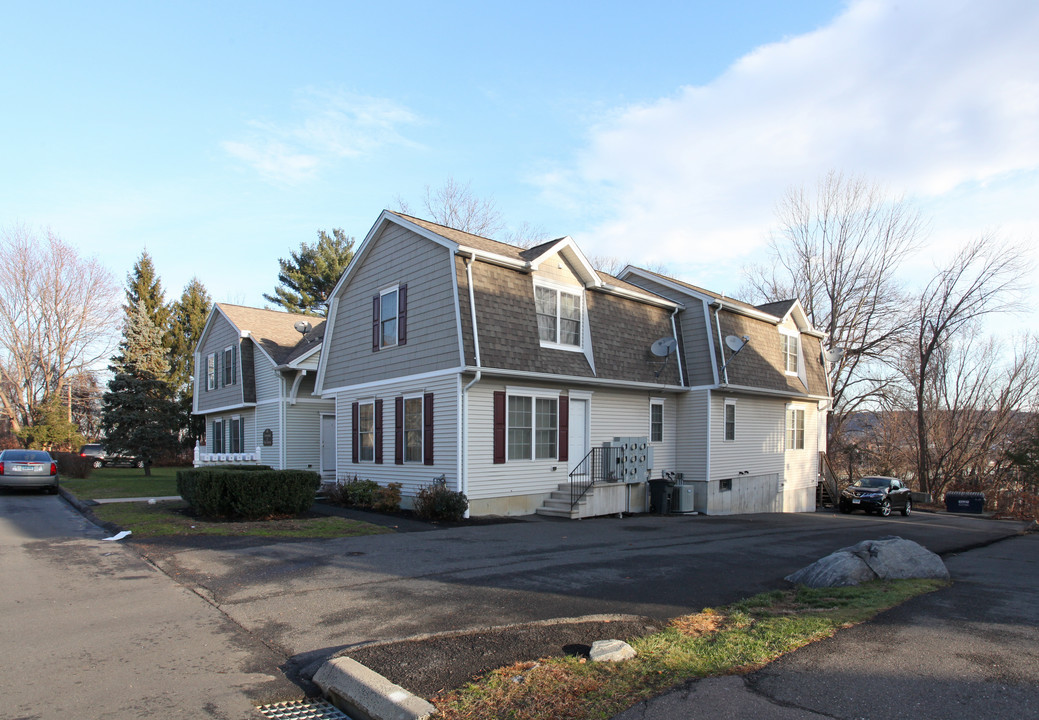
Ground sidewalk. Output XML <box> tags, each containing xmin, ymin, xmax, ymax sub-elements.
<box><xmin>614</xmin><ymin>531</ymin><xmax>1039</xmax><ymax>719</ymax></box>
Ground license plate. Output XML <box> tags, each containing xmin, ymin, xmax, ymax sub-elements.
<box><xmin>852</xmin><ymin>499</ymin><xmax>860</xmax><ymax>504</ymax></box>
<box><xmin>13</xmin><ymin>464</ymin><xmax>33</xmax><ymax>472</ymax></box>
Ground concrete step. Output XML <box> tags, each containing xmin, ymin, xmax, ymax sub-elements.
<box><xmin>534</xmin><ymin>506</ymin><xmax>579</xmax><ymax>519</ymax></box>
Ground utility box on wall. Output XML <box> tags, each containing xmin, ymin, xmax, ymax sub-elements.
<box><xmin>602</xmin><ymin>437</ymin><xmax>653</xmax><ymax>483</ymax></box>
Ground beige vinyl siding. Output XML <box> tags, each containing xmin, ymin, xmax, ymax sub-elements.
<box><xmin>675</xmin><ymin>389</ymin><xmax>710</xmax><ymax>482</ymax></box>
<box><xmin>534</xmin><ymin>253</ymin><xmax>583</xmax><ymax>287</ymax></box>
<box><xmin>323</xmin><ymin>225</ymin><xmax>461</xmax><ymax>389</ymax></box>
<box><xmin>709</xmin><ymin>392</ymin><xmax>785</xmax><ymax>481</ymax></box>
<box><xmin>333</xmin><ymin>374</ymin><xmax>459</xmax><ymax>504</ymax></box>
<box><xmin>465</xmin><ymin>381</ymin><xmax>678</xmax><ymax>502</ymax></box>
<box><xmin>195</xmin><ymin>314</ymin><xmax>243</xmax><ymax>412</ymax></box>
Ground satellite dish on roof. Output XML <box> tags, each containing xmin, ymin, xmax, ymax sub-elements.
<box><xmin>650</xmin><ymin>337</ymin><xmax>678</xmax><ymax>357</ymax></box>
<box><xmin>294</xmin><ymin>320</ymin><xmax>313</xmax><ymax>335</ymax></box>
<box><xmin>725</xmin><ymin>335</ymin><xmax>749</xmax><ymax>353</ymax></box>
<box><xmin>823</xmin><ymin>347</ymin><xmax>845</xmax><ymax>363</ymax></box>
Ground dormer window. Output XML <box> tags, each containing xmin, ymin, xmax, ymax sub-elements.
<box><xmin>781</xmin><ymin>333</ymin><xmax>799</xmax><ymax>375</ymax></box>
<box><xmin>372</xmin><ymin>284</ymin><xmax>407</xmax><ymax>351</ymax></box>
<box><xmin>534</xmin><ymin>282</ymin><xmax>582</xmax><ymax>349</ymax></box>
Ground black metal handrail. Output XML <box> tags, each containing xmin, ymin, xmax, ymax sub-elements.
<box><xmin>569</xmin><ymin>445</ymin><xmax>624</xmax><ymax>509</ymax></box>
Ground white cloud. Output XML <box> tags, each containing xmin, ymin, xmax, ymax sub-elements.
<box><xmin>223</xmin><ymin>89</ymin><xmax>421</xmax><ymax>184</ymax></box>
<box><xmin>547</xmin><ymin>0</ymin><xmax>1039</xmax><ymax>282</ymax></box>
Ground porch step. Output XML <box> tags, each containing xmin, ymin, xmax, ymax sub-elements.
<box><xmin>534</xmin><ymin>485</ymin><xmax>589</xmax><ymax>519</ymax></box>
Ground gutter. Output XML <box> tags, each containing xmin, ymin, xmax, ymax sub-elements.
<box><xmin>460</xmin><ymin>253</ymin><xmax>481</xmax><ymax>519</ymax></box>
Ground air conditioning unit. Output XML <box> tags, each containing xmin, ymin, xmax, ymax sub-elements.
<box><xmin>671</xmin><ymin>484</ymin><xmax>696</xmax><ymax>513</ymax></box>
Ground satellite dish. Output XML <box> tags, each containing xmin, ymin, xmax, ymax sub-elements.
<box><xmin>294</xmin><ymin>320</ymin><xmax>313</xmax><ymax>335</ymax></box>
<box><xmin>725</xmin><ymin>335</ymin><xmax>749</xmax><ymax>353</ymax></box>
<box><xmin>650</xmin><ymin>337</ymin><xmax>678</xmax><ymax>357</ymax></box>
<box><xmin>823</xmin><ymin>347</ymin><xmax>845</xmax><ymax>363</ymax></box>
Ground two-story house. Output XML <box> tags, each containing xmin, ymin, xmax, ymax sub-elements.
<box><xmin>311</xmin><ymin>210</ymin><xmax>833</xmax><ymax>517</ymax></box>
<box><xmin>193</xmin><ymin>303</ymin><xmax>336</xmax><ymax>477</ymax></box>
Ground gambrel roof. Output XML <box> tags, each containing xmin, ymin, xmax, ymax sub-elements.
<box><xmin>213</xmin><ymin>304</ymin><xmax>325</xmax><ymax>367</ymax></box>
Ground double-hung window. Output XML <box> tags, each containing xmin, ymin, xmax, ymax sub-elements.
<box><xmin>786</xmin><ymin>405</ymin><xmax>805</xmax><ymax>450</ymax></box>
<box><xmin>507</xmin><ymin>394</ymin><xmax>558</xmax><ymax>460</ymax></box>
<box><xmin>724</xmin><ymin>400</ymin><xmax>736</xmax><ymax>442</ymax></box>
<box><xmin>372</xmin><ymin>285</ymin><xmax>407</xmax><ymax>350</ymax></box>
<box><xmin>223</xmin><ymin>346</ymin><xmax>236</xmax><ymax>386</ymax></box>
<box><xmin>358</xmin><ymin>402</ymin><xmax>375</xmax><ymax>462</ymax></box>
<box><xmin>229</xmin><ymin>416</ymin><xmax>243</xmax><ymax>453</ymax></box>
<box><xmin>403</xmin><ymin>396</ymin><xmax>423</xmax><ymax>463</ymax></box>
<box><xmin>534</xmin><ymin>283</ymin><xmax>582</xmax><ymax>349</ymax></box>
<box><xmin>781</xmin><ymin>333</ymin><xmax>799</xmax><ymax>375</ymax></box>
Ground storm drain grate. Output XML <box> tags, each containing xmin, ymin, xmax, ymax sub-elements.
<box><xmin>256</xmin><ymin>699</ymin><xmax>352</xmax><ymax>719</ymax></box>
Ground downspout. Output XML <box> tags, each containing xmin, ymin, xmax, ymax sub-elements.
<box><xmin>714</xmin><ymin>306</ymin><xmax>728</xmax><ymax>385</ymax></box>
<box><xmin>669</xmin><ymin>307</ymin><xmax>684</xmax><ymax>385</ymax></box>
<box><xmin>460</xmin><ymin>253</ymin><xmax>482</xmax><ymax>519</ymax></box>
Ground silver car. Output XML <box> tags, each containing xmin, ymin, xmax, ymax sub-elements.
<box><xmin>0</xmin><ymin>450</ymin><xmax>59</xmax><ymax>493</ymax></box>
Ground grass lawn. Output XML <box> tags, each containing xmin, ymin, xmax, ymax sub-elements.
<box><xmin>92</xmin><ymin>499</ymin><xmax>391</xmax><ymax>539</ymax></box>
<box><xmin>432</xmin><ymin>579</ymin><xmax>947</xmax><ymax>720</ymax></box>
<box><xmin>61</xmin><ymin>466</ymin><xmax>181</xmax><ymax>500</ymax></box>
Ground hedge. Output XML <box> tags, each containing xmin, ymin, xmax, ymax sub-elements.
<box><xmin>176</xmin><ymin>468</ymin><xmax>320</xmax><ymax>520</ymax></box>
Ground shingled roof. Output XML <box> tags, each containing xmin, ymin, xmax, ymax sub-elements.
<box><xmin>216</xmin><ymin>304</ymin><xmax>325</xmax><ymax>366</ymax></box>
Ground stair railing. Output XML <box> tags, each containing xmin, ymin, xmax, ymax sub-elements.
<box><xmin>569</xmin><ymin>445</ymin><xmax>624</xmax><ymax>509</ymax></box>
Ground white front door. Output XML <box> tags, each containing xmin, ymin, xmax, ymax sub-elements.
<box><xmin>320</xmin><ymin>414</ymin><xmax>336</xmax><ymax>474</ymax></box>
<box><xmin>568</xmin><ymin>398</ymin><xmax>589</xmax><ymax>476</ymax></box>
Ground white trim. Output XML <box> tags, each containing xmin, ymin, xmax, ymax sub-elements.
<box><xmin>453</xmin><ymin>255</ymin><xmax>467</xmax><ymax>367</ymax></box>
<box><xmin>505</xmin><ymin>385</ymin><xmax>565</xmax><ymax>399</ymax></box>
<box><xmin>288</xmin><ymin>369</ymin><xmax>307</xmax><ymax>405</ymax></box>
<box><xmin>401</xmin><ymin>393</ymin><xmax>425</xmax><ymax>464</ymax></box>
<box><xmin>703</xmin><ymin>300</ymin><xmax>719</xmax><ymax>384</ymax></box>
<box><xmin>356</xmin><ymin>399</ymin><xmax>376</xmax><ymax>463</ymax></box>
<box><xmin>504</xmin><ymin>392</ymin><xmax>559</xmax><ymax>462</ymax></box>
<box><xmin>533</xmin><ymin>278</ymin><xmax>585</xmax><ymax>352</ymax></box>
<box><xmin>650</xmin><ymin>397</ymin><xmax>665</xmax><ymax>443</ymax></box>
<box><xmin>320</xmin><ymin>367</ymin><xmax>464</xmax><ymax>397</ymax></box>
<box><xmin>315</xmin><ymin>296</ymin><xmax>339</xmax><ymax>394</ymax></box>
<box><xmin>717</xmin><ymin>383</ymin><xmax>829</xmax><ymax>401</ymax></box>
<box><xmin>194</xmin><ymin>402</ymin><xmax>257</xmax><ymax>415</ymax></box>
<box><xmin>378</xmin><ymin>284</ymin><xmax>401</xmax><ymax>349</ymax></box>
<box><xmin>567</xmin><ymin>389</ymin><xmax>594</xmax><ymax>401</ymax></box>
<box><xmin>476</xmin><ymin>367</ymin><xmax>686</xmax><ymax>393</ymax></box>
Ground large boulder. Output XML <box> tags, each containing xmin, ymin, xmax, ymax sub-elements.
<box><xmin>785</xmin><ymin>536</ymin><xmax>949</xmax><ymax>588</ymax></box>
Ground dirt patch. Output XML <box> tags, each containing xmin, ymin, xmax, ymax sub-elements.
<box><xmin>342</xmin><ymin>616</ymin><xmax>660</xmax><ymax>698</ymax></box>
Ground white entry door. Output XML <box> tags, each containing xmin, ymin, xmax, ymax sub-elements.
<box><xmin>568</xmin><ymin>398</ymin><xmax>589</xmax><ymax>476</ymax></box>
<box><xmin>320</xmin><ymin>414</ymin><xmax>336</xmax><ymax>475</ymax></box>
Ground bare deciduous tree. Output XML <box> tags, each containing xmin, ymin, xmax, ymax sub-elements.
<box><xmin>743</xmin><ymin>171</ymin><xmax>925</xmax><ymax>441</ymax></box>
<box><xmin>0</xmin><ymin>226</ymin><xmax>120</xmax><ymax>433</ymax></box>
<box><xmin>396</xmin><ymin>178</ymin><xmax>549</xmax><ymax>247</ymax></box>
<box><xmin>901</xmin><ymin>234</ymin><xmax>1032</xmax><ymax>496</ymax></box>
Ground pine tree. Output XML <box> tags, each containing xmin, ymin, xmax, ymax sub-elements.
<box><xmin>100</xmin><ymin>300</ymin><xmax>178</xmax><ymax>475</ymax></box>
<box><xmin>263</xmin><ymin>228</ymin><xmax>355</xmax><ymax>316</ymax></box>
<box><xmin>168</xmin><ymin>278</ymin><xmax>212</xmax><ymax>446</ymax></box>
<box><xmin>16</xmin><ymin>395</ymin><xmax>85</xmax><ymax>451</ymax></box>
<box><xmin>126</xmin><ymin>251</ymin><xmax>171</xmax><ymax>333</ymax></box>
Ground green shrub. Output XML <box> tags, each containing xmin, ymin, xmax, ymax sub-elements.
<box><xmin>414</xmin><ymin>477</ymin><xmax>468</xmax><ymax>521</ymax></box>
<box><xmin>53</xmin><ymin>451</ymin><xmax>93</xmax><ymax>479</ymax></box>
<box><xmin>176</xmin><ymin>468</ymin><xmax>320</xmax><ymax>520</ymax></box>
<box><xmin>329</xmin><ymin>477</ymin><xmax>381</xmax><ymax>507</ymax></box>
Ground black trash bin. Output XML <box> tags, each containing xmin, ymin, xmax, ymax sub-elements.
<box><xmin>647</xmin><ymin>478</ymin><xmax>675</xmax><ymax>514</ymax></box>
<box><xmin>945</xmin><ymin>491</ymin><xmax>985</xmax><ymax>514</ymax></box>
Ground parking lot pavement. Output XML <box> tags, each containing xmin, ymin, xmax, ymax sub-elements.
<box><xmin>0</xmin><ymin>492</ymin><xmax>300</xmax><ymax>720</ymax></box>
<box><xmin>129</xmin><ymin>508</ymin><xmax>1028</xmax><ymax>690</ymax></box>
<box><xmin>616</xmin><ymin>531</ymin><xmax>1039</xmax><ymax>720</ymax></box>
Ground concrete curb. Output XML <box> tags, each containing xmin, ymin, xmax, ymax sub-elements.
<box><xmin>313</xmin><ymin>657</ymin><xmax>435</xmax><ymax>720</ymax></box>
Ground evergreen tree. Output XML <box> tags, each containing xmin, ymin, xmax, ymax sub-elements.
<box><xmin>126</xmin><ymin>251</ymin><xmax>171</xmax><ymax>333</ymax></box>
<box><xmin>168</xmin><ymin>277</ymin><xmax>212</xmax><ymax>446</ymax></box>
<box><xmin>263</xmin><ymin>228</ymin><xmax>355</xmax><ymax>316</ymax></box>
<box><xmin>100</xmin><ymin>300</ymin><xmax>178</xmax><ymax>475</ymax></box>
<box><xmin>16</xmin><ymin>395</ymin><xmax>85</xmax><ymax>451</ymax></box>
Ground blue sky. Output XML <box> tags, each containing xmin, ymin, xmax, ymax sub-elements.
<box><xmin>3</xmin><ymin>0</ymin><xmax>1037</xmax><ymax>329</ymax></box>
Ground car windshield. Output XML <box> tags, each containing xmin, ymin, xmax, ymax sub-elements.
<box><xmin>1</xmin><ymin>450</ymin><xmax>51</xmax><ymax>462</ymax></box>
<box><xmin>854</xmin><ymin>477</ymin><xmax>892</xmax><ymax>489</ymax></box>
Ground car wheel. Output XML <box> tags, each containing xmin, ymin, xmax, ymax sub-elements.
<box><xmin>902</xmin><ymin>498</ymin><xmax>912</xmax><ymax>516</ymax></box>
<box><xmin>92</xmin><ymin>459</ymin><xmax>103</xmax><ymax>468</ymax></box>
<box><xmin>880</xmin><ymin>500</ymin><xmax>891</xmax><ymax>517</ymax></box>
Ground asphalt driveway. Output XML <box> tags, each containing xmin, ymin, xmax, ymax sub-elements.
<box><xmin>129</xmin><ymin>508</ymin><xmax>1029</xmax><ymax>696</ymax></box>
